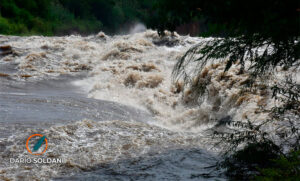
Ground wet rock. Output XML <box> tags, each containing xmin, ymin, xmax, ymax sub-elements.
<box><xmin>97</xmin><ymin>31</ymin><xmax>108</xmax><ymax>40</ymax></box>
<box><xmin>74</xmin><ymin>64</ymin><xmax>92</xmax><ymax>71</ymax></box>
<box><xmin>41</xmin><ymin>44</ymin><xmax>49</xmax><ymax>49</ymax></box>
<box><xmin>152</xmin><ymin>36</ymin><xmax>180</xmax><ymax>47</ymax></box>
<box><xmin>0</xmin><ymin>73</ymin><xmax>9</xmax><ymax>77</ymax></box>
<box><xmin>215</xmin><ymin>116</ymin><xmax>232</xmax><ymax>127</ymax></box>
<box><xmin>0</xmin><ymin>45</ymin><xmax>12</xmax><ymax>56</ymax></box>
<box><xmin>20</xmin><ymin>74</ymin><xmax>32</xmax><ymax>78</ymax></box>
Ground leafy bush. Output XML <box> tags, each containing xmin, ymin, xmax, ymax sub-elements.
<box><xmin>256</xmin><ymin>150</ymin><xmax>300</xmax><ymax>181</ymax></box>
<box><xmin>222</xmin><ymin>142</ymin><xmax>300</xmax><ymax>181</ymax></box>
<box><xmin>149</xmin><ymin>1</ymin><xmax>300</xmax><ymax>180</ymax></box>
<box><xmin>0</xmin><ymin>16</ymin><xmax>11</xmax><ymax>34</ymax></box>
<box><xmin>221</xmin><ymin>141</ymin><xmax>281</xmax><ymax>180</ymax></box>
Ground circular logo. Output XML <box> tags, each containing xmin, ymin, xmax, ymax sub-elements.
<box><xmin>26</xmin><ymin>134</ymin><xmax>48</xmax><ymax>155</ymax></box>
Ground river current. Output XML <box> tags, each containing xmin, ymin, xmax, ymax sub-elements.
<box><xmin>0</xmin><ymin>30</ymin><xmax>287</xmax><ymax>180</ymax></box>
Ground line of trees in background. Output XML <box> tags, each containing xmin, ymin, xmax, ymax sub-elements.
<box><xmin>0</xmin><ymin>0</ymin><xmax>153</xmax><ymax>35</ymax></box>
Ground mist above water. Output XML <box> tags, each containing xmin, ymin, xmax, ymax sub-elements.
<box><xmin>116</xmin><ymin>22</ymin><xmax>147</xmax><ymax>35</ymax></box>
<box><xmin>128</xmin><ymin>23</ymin><xmax>147</xmax><ymax>34</ymax></box>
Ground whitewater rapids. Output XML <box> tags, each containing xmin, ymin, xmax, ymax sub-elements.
<box><xmin>0</xmin><ymin>30</ymin><xmax>284</xmax><ymax>180</ymax></box>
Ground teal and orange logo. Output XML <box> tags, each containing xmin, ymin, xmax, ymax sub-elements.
<box><xmin>26</xmin><ymin>134</ymin><xmax>48</xmax><ymax>155</ymax></box>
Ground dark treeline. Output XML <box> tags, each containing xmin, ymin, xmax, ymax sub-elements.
<box><xmin>0</xmin><ymin>0</ymin><xmax>153</xmax><ymax>35</ymax></box>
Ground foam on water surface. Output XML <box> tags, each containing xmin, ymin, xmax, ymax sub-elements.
<box><xmin>0</xmin><ymin>30</ymin><xmax>297</xmax><ymax>180</ymax></box>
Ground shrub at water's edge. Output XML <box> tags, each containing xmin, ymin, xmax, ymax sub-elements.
<box><xmin>150</xmin><ymin>0</ymin><xmax>300</xmax><ymax>180</ymax></box>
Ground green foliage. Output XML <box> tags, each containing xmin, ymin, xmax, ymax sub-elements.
<box><xmin>147</xmin><ymin>0</ymin><xmax>202</xmax><ymax>35</ymax></box>
<box><xmin>150</xmin><ymin>0</ymin><xmax>299</xmax><ymax>38</ymax></box>
<box><xmin>0</xmin><ymin>15</ymin><xmax>29</xmax><ymax>35</ymax></box>
<box><xmin>221</xmin><ymin>142</ymin><xmax>300</xmax><ymax>181</ymax></box>
<box><xmin>0</xmin><ymin>0</ymin><xmax>154</xmax><ymax>35</ymax></box>
<box><xmin>271</xmin><ymin>77</ymin><xmax>300</xmax><ymax>118</ymax></box>
<box><xmin>256</xmin><ymin>150</ymin><xmax>300</xmax><ymax>181</ymax></box>
<box><xmin>0</xmin><ymin>15</ymin><xmax>11</xmax><ymax>34</ymax></box>
<box><xmin>150</xmin><ymin>1</ymin><xmax>300</xmax><ymax>180</ymax></box>
<box><xmin>152</xmin><ymin>0</ymin><xmax>299</xmax><ymax>80</ymax></box>
<box><xmin>221</xmin><ymin>141</ymin><xmax>282</xmax><ymax>180</ymax></box>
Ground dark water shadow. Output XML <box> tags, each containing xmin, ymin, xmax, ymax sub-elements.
<box><xmin>54</xmin><ymin>148</ymin><xmax>226</xmax><ymax>181</ymax></box>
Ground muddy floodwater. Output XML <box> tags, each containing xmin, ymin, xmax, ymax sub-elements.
<box><xmin>2</xmin><ymin>30</ymin><xmax>281</xmax><ymax>180</ymax></box>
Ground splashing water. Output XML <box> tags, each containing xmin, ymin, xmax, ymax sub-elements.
<box><xmin>1</xmin><ymin>30</ymin><xmax>293</xmax><ymax>180</ymax></box>
<box><xmin>129</xmin><ymin>23</ymin><xmax>147</xmax><ymax>34</ymax></box>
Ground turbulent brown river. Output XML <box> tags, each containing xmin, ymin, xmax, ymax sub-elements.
<box><xmin>1</xmin><ymin>30</ymin><xmax>287</xmax><ymax>180</ymax></box>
